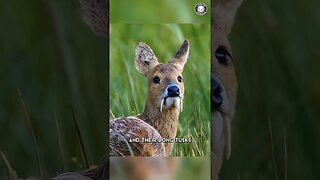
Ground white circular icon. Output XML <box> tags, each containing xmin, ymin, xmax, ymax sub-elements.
<box><xmin>195</xmin><ymin>2</ymin><xmax>208</xmax><ymax>16</ymax></box>
<box><xmin>198</xmin><ymin>5</ymin><xmax>205</xmax><ymax>12</ymax></box>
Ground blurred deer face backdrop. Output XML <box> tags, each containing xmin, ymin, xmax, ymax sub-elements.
<box><xmin>212</xmin><ymin>0</ymin><xmax>242</xmax><ymax>179</ymax></box>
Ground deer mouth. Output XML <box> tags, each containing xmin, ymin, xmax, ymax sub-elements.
<box><xmin>213</xmin><ymin>89</ymin><xmax>233</xmax><ymax>118</ymax></box>
<box><xmin>212</xmin><ymin>75</ymin><xmax>233</xmax><ymax>117</ymax></box>
<box><xmin>160</xmin><ymin>96</ymin><xmax>183</xmax><ymax>113</ymax></box>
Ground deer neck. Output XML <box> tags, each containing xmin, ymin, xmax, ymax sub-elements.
<box><xmin>138</xmin><ymin>102</ymin><xmax>180</xmax><ymax>140</ymax></box>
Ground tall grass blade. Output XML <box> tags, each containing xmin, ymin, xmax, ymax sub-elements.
<box><xmin>71</xmin><ymin>106</ymin><xmax>90</xmax><ymax>169</ymax></box>
<box><xmin>123</xmin><ymin>136</ymin><xmax>134</xmax><ymax>156</ymax></box>
<box><xmin>54</xmin><ymin>108</ymin><xmax>65</xmax><ymax>172</ymax></box>
<box><xmin>269</xmin><ymin>119</ymin><xmax>278</xmax><ymax>180</ymax></box>
<box><xmin>109</xmin><ymin>109</ymin><xmax>116</xmax><ymax>119</ymax></box>
<box><xmin>284</xmin><ymin>128</ymin><xmax>287</xmax><ymax>180</ymax></box>
<box><xmin>0</xmin><ymin>151</ymin><xmax>18</xmax><ymax>180</ymax></box>
<box><xmin>17</xmin><ymin>89</ymin><xmax>43</xmax><ymax>179</ymax></box>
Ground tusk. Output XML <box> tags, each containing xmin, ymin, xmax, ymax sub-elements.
<box><xmin>224</xmin><ymin>116</ymin><xmax>232</xmax><ymax>160</ymax></box>
<box><xmin>160</xmin><ymin>99</ymin><xmax>164</xmax><ymax>112</ymax></box>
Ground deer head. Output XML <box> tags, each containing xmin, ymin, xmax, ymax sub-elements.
<box><xmin>135</xmin><ymin>40</ymin><xmax>189</xmax><ymax>155</ymax></box>
<box><xmin>212</xmin><ymin>0</ymin><xmax>242</xmax><ymax>178</ymax></box>
<box><xmin>135</xmin><ymin>40</ymin><xmax>189</xmax><ymax>114</ymax></box>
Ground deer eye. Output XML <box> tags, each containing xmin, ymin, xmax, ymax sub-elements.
<box><xmin>177</xmin><ymin>76</ymin><xmax>183</xmax><ymax>83</ymax></box>
<box><xmin>215</xmin><ymin>46</ymin><xmax>232</xmax><ymax>65</ymax></box>
<box><xmin>153</xmin><ymin>76</ymin><xmax>161</xmax><ymax>84</ymax></box>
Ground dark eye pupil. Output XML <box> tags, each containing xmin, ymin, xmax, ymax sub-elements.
<box><xmin>215</xmin><ymin>46</ymin><xmax>231</xmax><ymax>65</ymax></box>
<box><xmin>153</xmin><ymin>76</ymin><xmax>160</xmax><ymax>84</ymax></box>
<box><xmin>177</xmin><ymin>76</ymin><xmax>183</xmax><ymax>82</ymax></box>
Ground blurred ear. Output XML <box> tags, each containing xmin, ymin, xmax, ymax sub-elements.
<box><xmin>135</xmin><ymin>42</ymin><xmax>159</xmax><ymax>76</ymax></box>
<box><xmin>80</xmin><ymin>0</ymin><xmax>108</xmax><ymax>38</ymax></box>
<box><xmin>169</xmin><ymin>40</ymin><xmax>189</xmax><ymax>70</ymax></box>
<box><xmin>213</xmin><ymin>0</ymin><xmax>243</xmax><ymax>34</ymax></box>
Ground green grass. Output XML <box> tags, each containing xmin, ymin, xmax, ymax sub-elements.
<box><xmin>0</xmin><ymin>0</ymin><xmax>106</xmax><ymax>178</ymax></box>
<box><xmin>220</xmin><ymin>0</ymin><xmax>320</xmax><ymax>179</ymax></box>
<box><xmin>109</xmin><ymin>24</ymin><xmax>211</xmax><ymax>156</ymax></box>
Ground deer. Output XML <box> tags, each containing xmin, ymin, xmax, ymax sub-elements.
<box><xmin>212</xmin><ymin>0</ymin><xmax>243</xmax><ymax>179</ymax></box>
<box><xmin>110</xmin><ymin>40</ymin><xmax>189</xmax><ymax>157</ymax></box>
<box><xmin>77</xmin><ymin>0</ymin><xmax>189</xmax><ymax>156</ymax></box>
<box><xmin>53</xmin><ymin>0</ymin><xmax>188</xmax><ymax>179</ymax></box>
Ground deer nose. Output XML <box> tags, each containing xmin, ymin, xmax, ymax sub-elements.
<box><xmin>167</xmin><ymin>85</ymin><xmax>180</xmax><ymax>97</ymax></box>
<box><xmin>212</xmin><ymin>77</ymin><xmax>223</xmax><ymax>109</ymax></box>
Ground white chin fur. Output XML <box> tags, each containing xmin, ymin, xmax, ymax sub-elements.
<box><xmin>160</xmin><ymin>97</ymin><xmax>182</xmax><ymax>112</ymax></box>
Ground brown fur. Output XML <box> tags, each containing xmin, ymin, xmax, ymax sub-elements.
<box><xmin>137</xmin><ymin>63</ymin><xmax>184</xmax><ymax>154</ymax></box>
<box><xmin>110</xmin><ymin>40</ymin><xmax>189</xmax><ymax>157</ymax></box>
<box><xmin>79</xmin><ymin>0</ymin><xmax>189</xmax><ymax>157</ymax></box>
<box><xmin>110</xmin><ymin>117</ymin><xmax>165</xmax><ymax>156</ymax></box>
<box><xmin>212</xmin><ymin>0</ymin><xmax>242</xmax><ymax>179</ymax></box>
<box><xmin>74</xmin><ymin>0</ymin><xmax>188</xmax><ymax>180</ymax></box>
<box><xmin>80</xmin><ymin>0</ymin><xmax>108</xmax><ymax>38</ymax></box>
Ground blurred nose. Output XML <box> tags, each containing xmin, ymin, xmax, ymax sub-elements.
<box><xmin>167</xmin><ymin>85</ymin><xmax>180</xmax><ymax>97</ymax></box>
<box><xmin>212</xmin><ymin>77</ymin><xmax>223</xmax><ymax>109</ymax></box>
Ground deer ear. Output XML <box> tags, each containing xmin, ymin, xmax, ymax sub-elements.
<box><xmin>213</xmin><ymin>0</ymin><xmax>243</xmax><ymax>34</ymax></box>
<box><xmin>135</xmin><ymin>42</ymin><xmax>159</xmax><ymax>76</ymax></box>
<box><xmin>169</xmin><ymin>40</ymin><xmax>189</xmax><ymax>69</ymax></box>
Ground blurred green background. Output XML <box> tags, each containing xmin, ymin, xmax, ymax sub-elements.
<box><xmin>0</xmin><ymin>0</ymin><xmax>106</xmax><ymax>179</ymax></box>
<box><xmin>109</xmin><ymin>24</ymin><xmax>211</xmax><ymax>156</ymax></box>
<box><xmin>110</xmin><ymin>157</ymin><xmax>210</xmax><ymax>180</ymax></box>
<box><xmin>110</xmin><ymin>0</ymin><xmax>210</xmax><ymax>23</ymax></box>
<box><xmin>4</xmin><ymin>0</ymin><xmax>320</xmax><ymax>179</ymax></box>
<box><xmin>221</xmin><ymin>0</ymin><xmax>320</xmax><ymax>179</ymax></box>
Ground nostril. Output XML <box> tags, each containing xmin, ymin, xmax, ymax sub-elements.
<box><xmin>213</xmin><ymin>85</ymin><xmax>222</xmax><ymax>96</ymax></box>
<box><xmin>211</xmin><ymin>78</ymin><xmax>221</xmax><ymax>92</ymax></box>
<box><xmin>167</xmin><ymin>86</ymin><xmax>180</xmax><ymax>97</ymax></box>
<box><xmin>211</xmin><ymin>77</ymin><xmax>223</xmax><ymax>109</ymax></box>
